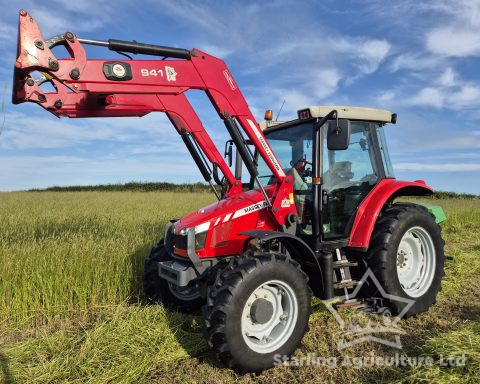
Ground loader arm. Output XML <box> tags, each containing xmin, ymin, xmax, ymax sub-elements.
<box><xmin>12</xmin><ymin>9</ymin><xmax>295</xmax><ymax>225</ymax></box>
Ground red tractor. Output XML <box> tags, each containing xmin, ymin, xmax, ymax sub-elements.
<box><xmin>13</xmin><ymin>10</ymin><xmax>446</xmax><ymax>372</ymax></box>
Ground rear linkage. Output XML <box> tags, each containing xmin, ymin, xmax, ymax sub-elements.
<box><xmin>13</xmin><ymin>9</ymin><xmax>297</xmax><ymax>227</ymax></box>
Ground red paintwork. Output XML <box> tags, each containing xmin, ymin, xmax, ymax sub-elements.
<box><xmin>348</xmin><ymin>178</ymin><xmax>432</xmax><ymax>249</ymax></box>
<box><xmin>174</xmin><ymin>185</ymin><xmax>279</xmax><ymax>258</ymax></box>
<box><xmin>13</xmin><ymin>10</ymin><xmax>295</xmax><ymax>224</ymax></box>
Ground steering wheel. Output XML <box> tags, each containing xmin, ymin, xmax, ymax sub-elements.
<box><xmin>290</xmin><ymin>157</ymin><xmax>312</xmax><ymax>180</ymax></box>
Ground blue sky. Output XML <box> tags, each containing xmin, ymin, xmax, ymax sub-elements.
<box><xmin>1</xmin><ymin>0</ymin><xmax>479</xmax><ymax>193</ymax></box>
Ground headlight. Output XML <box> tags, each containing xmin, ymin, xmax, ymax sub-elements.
<box><xmin>178</xmin><ymin>221</ymin><xmax>210</xmax><ymax>250</ymax></box>
<box><xmin>194</xmin><ymin>221</ymin><xmax>210</xmax><ymax>250</ymax></box>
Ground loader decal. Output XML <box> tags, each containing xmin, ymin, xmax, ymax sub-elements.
<box><xmin>246</xmin><ymin>119</ymin><xmax>286</xmax><ymax>177</ymax></box>
<box><xmin>223</xmin><ymin>70</ymin><xmax>237</xmax><ymax>90</ymax></box>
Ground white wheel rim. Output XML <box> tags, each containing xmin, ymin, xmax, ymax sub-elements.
<box><xmin>396</xmin><ymin>226</ymin><xmax>436</xmax><ymax>298</ymax></box>
<box><xmin>167</xmin><ymin>282</ymin><xmax>200</xmax><ymax>301</ymax></box>
<box><xmin>241</xmin><ymin>280</ymin><xmax>298</xmax><ymax>354</ymax></box>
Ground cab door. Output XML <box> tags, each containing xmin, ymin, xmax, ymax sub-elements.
<box><xmin>321</xmin><ymin>122</ymin><xmax>382</xmax><ymax>239</ymax></box>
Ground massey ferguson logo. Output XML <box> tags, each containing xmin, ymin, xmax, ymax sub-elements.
<box><xmin>223</xmin><ymin>70</ymin><xmax>237</xmax><ymax>90</ymax></box>
<box><xmin>232</xmin><ymin>201</ymin><xmax>268</xmax><ymax>219</ymax></box>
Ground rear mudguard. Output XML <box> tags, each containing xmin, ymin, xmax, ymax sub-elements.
<box><xmin>348</xmin><ymin>179</ymin><xmax>433</xmax><ymax>249</ymax></box>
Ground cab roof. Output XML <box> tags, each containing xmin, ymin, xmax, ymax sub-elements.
<box><xmin>298</xmin><ymin>105</ymin><xmax>395</xmax><ymax>123</ymax></box>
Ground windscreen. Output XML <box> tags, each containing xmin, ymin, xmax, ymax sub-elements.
<box><xmin>258</xmin><ymin>122</ymin><xmax>314</xmax><ymax>186</ymax></box>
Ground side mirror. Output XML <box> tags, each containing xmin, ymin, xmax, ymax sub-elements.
<box><xmin>327</xmin><ymin>119</ymin><xmax>350</xmax><ymax>150</ymax></box>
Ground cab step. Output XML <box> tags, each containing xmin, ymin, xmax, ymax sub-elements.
<box><xmin>333</xmin><ymin>259</ymin><xmax>358</xmax><ymax>269</ymax></box>
<box><xmin>333</xmin><ymin>279</ymin><xmax>361</xmax><ymax>289</ymax></box>
<box><xmin>334</xmin><ymin>298</ymin><xmax>366</xmax><ymax>311</ymax></box>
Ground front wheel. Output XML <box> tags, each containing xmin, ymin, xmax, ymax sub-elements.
<box><xmin>363</xmin><ymin>203</ymin><xmax>445</xmax><ymax>316</ymax></box>
<box><xmin>143</xmin><ymin>241</ymin><xmax>204</xmax><ymax>312</ymax></box>
<box><xmin>203</xmin><ymin>253</ymin><xmax>312</xmax><ymax>372</ymax></box>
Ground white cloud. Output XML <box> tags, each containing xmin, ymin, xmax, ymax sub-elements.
<box><xmin>150</xmin><ymin>0</ymin><xmax>391</xmax><ymax>104</ymax></box>
<box><xmin>0</xmin><ymin>110</ymin><xmax>182</xmax><ymax>150</ymax></box>
<box><xmin>386</xmin><ymin>64</ymin><xmax>480</xmax><ymax>111</ymax></box>
<box><xmin>421</xmin><ymin>1</ymin><xmax>480</xmax><ymax>57</ymax></box>
<box><xmin>405</xmin><ymin>83</ymin><xmax>480</xmax><ymax>110</ymax></box>
<box><xmin>376</xmin><ymin>90</ymin><xmax>395</xmax><ymax>105</ymax></box>
<box><xmin>427</xmin><ymin>28</ymin><xmax>480</xmax><ymax>57</ymax></box>
<box><xmin>196</xmin><ymin>43</ymin><xmax>234</xmax><ymax>59</ymax></box>
<box><xmin>313</xmin><ymin>68</ymin><xmax>341</xmax><ymax>99</ymax></box>
<box><xmin>407</xmin><ymin>87</ymin><xmax>444</xmax><ymax>108</ymax></box>
<box><xmin>389</xmin><ymin>53</ymin><xmax>441</xmax><ymax>72</ymax></box>
<box><xmin>0</xmin><ymin>23</ymin><xmax>16</xmax><ymax>43</ymax></box>
<box><xmin>151</xmin><ymin>0</ymin><xmax>229</xmax><ymax>41</ymax></box>
<box><xmin>339</xmin><ymin>38</ymin><xmax>391</xmax><ymax>75</ymax></box>
<box><xmin>438</xmin><ymin>68</ymin><xmax>456</xmax><ymax>87</ymax></box>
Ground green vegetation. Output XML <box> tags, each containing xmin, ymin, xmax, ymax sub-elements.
<box><xmin>27</xmin><ymin>182</ymin><xmax>480</xmax><ymax>199</ymax></box>
<box><xmin>0</xmin><ymin>192</ymin><xmax>479</xmax><ymax>383</ymax></box>
<box><xmin>28</xmin><ymin>182</ymin><xmax>213</xmax><ymax>193</ymax></box>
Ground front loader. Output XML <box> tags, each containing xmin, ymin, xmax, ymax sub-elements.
<box><xmin>12</xmin><ymin>10</ymin><xmax>446</xmax><ymax>372</ymax></box>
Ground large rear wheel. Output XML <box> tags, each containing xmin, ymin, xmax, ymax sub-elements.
<box><xmin>363</xmin><ymin>203</ymin><xmax>445</xmax><ymax>316</ymax></box>
<box><xmin>202</xmin><ymin>253</ymin><xmax>312</xmax><ymax>372</ymax></box>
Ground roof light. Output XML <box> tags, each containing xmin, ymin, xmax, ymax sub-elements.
<box><xmin>264</xmin><ymin>109</ymin><xmax>273</xmax><ymax>121</ymax></box>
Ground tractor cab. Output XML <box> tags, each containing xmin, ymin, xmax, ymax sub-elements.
<box><xmin>256</xmin><ymin>106</ymin><xmax>397</xmax><ymax>243</ymax></box>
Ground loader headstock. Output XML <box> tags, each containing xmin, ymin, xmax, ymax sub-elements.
<box><xmin>13</xmin><ymin>9</ymin><xmax>87</xmax><ymax>108</ymax></box>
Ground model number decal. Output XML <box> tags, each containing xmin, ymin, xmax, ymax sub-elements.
<box><xmin>140</xmin><ymin>66</ymin><xmax>177</xmax><ymax>82</ymax></box>
<box><xmin>141</xmin><ymin>69</ymin><xmax>164</xmax><ymax>77</ymax></box>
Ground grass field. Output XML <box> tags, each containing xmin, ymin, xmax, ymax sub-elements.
<box><xmin>0</xmin><ymin>191</ymin><xmax>479</xmax><ymax>383</ymax></box>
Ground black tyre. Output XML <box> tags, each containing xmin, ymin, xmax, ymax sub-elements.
<box><xmin>363</xmin><ymin>203</ymin><xmax>445</xmax><ymax>316</ymax></box>
<box><xmin>143</xmin><ymin>241</ymin><xmax>204</xmax><ymax>312</ymax></box>
<box><xmin>202</xmin><ymin>253</ymin><xmax>312</xmax><ymax>372</ymax></box>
